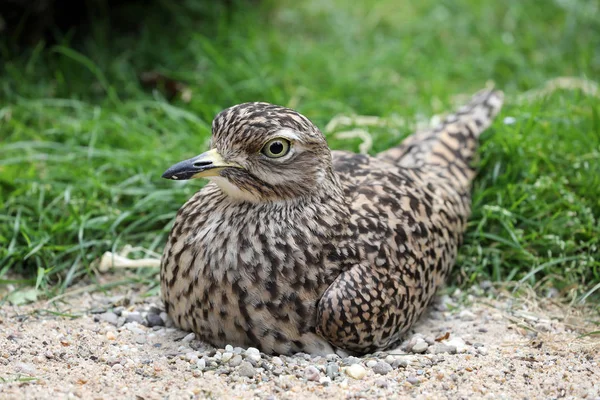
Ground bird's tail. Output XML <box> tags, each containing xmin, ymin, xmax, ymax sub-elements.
<box><xmin>377</xmin><ymin>88</ymin><xmax>504</xmax><ymax>189</ymax></box>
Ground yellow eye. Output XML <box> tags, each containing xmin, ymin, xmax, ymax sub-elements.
<box><xmin>261</xmin><ymin>138</ymin><xmax>291</xmax><ymax>158</ymax></box>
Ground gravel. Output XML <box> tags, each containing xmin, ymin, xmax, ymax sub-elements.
<box><xmin>237</xmin><ymin>361</ymin><xmax>256</xmax><ymax>378</ymax></box>
<box><xmin>371</xmin><ymin>361</ymin><xmax>392</xmax><ymax>375</ymax></box>
<box><xmin>0</xmin><ymin>285</ymin><xmax>598</xmax><ymax>399</ymax></box>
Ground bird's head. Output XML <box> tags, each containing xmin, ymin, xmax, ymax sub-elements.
<box><xmin>162</xmin><ymin>102</ymin><xmax>334</xmax><ymax>202</ymax></box>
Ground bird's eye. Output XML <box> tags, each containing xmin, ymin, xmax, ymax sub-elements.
<box><xmin>261</xmin><ymin>138</ymin><xmax>291</xmax><ymax>158</ymax></box>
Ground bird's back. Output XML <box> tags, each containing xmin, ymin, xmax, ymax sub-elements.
<box><xmin>318</xmin><ymin>89</ymin><xmax>504</xmax><ymax>353</ymax></box>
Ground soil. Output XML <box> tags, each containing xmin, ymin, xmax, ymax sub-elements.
<box><xmin>0</xmin><ymin>282</ymin><xmax>598</xmax><ymax>400</ymax></box>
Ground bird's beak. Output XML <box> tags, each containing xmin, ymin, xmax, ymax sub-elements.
<box><xmin>161</xmin><ymin>149</ymin><xmax>241</xmax><ymax>180</ymax></box>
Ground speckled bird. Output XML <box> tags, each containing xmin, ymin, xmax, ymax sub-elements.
<box><xmin>160</xmin><ymin>88</ymin><xmax>504</xmax><ymax>355</ymax></box>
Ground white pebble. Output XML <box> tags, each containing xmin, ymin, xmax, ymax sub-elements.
<box><xmin>245</xmin><ymin>347</ymin><xmax>260</xmax><ymax>356</ymax></box>
<box><xmin>181</xmin><ymin>333</ymin><xmax>196</xmax><ymax>343</ymax></box>
<box><xmin>271</xmin><ymin>356</ymin><xmax>284</xmax><ymax>366</ymax></box>
<box><xmin>221</xmin><ymin>352</ymin><xmax>233</xmax><ymax>363</ymax></box>
<box><xmin>459</xmin><ymin>310</ymin><xmax>476</xmax><ymax>321</ymax></box>
<box><xmin>345</xmin><ymin>364</ymin><xmax>367</xmax><ymax>380</ymax></box>
<box><xmin>225</xmin><ymin>345</ymin><xmax>234</xmax><ymax>352</ymax></box>
<box><xmin>319</xmin><ymin>376</ymin><xmax>332</xmax><ymax>385</ymax></box>
<box><xmin>197</xmin><ymin>359</ymin><xmax>206</xmax><ymax>369</ymax></box>
<box><xmin>366</xmin><ymin>360</ymin><xmax>377</xmax><ymax>368</ymax></box>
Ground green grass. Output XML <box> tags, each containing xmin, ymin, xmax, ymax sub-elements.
<box><xmin>1</xmin><ymin>0</ymin><xmax>599</xmax><ymax>302</ymax></box>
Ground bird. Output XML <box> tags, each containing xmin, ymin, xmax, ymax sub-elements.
<box><xmin>160</xmin><ymin>88</ymin><xmax>504</xmax><ymax>356</ymax></box>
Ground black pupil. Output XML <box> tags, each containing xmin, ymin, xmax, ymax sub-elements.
<box><xmin>269</xmin><ymin>141</ymin><xmax>284</xmax><ymax>155</ymax></box>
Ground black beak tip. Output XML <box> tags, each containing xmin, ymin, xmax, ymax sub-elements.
<box><xmin>161</xmin><ymin>167</ymin><xmax>179</xmax><ymax>180</ymax></box>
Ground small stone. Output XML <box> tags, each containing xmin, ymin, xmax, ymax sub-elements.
<box><xmin>233</xmin><ymin>347</ymin><xmax>244</xmax><ymax>354</ymax></box>
<box><xmin>229</xmin><ymin>355</ymin><xmax>243</xmax><ymax>367</ymax></box>
<box><xmin>429</xmin><ymin>343</ymin><xmax>457</xmax><ymax>355</ymax></box>
<box><xmin>15</xmin><ymin>362</ymin><xmax>36</xmax><ymax>375</ymax></box>
<box><xmin>32</xmin><ymin>356</ymin><xmax>45</xmax><ymax>364</ymax></box>
<box><xmin>325</xmin><ymin>354</ymin><xmax>340</xmax><ymax>362</ymax></box>
<box><xmin>271</xmin><ymin>356</ymin><xmax>284</xmax><ymax>366</ymax></box>
<box><xmin>459</xmin><ymin>310</ymin><xmax>476</xmax><ymax>321</ymax></box>
<box><xmin>375</xmin><ymin>379</ymin><xmax>389</xmax><ymax>388</ymax></box>
<box><xmin>99</xmin><ymin>312</ymin><xmax>118</xmax><ymax>326</ymax></box>
<box><xmin>197</xmin><ymin>358</ymin><xmax>206</xmax><ymax>370</ymax></box>
<box><xmin>125</xmin><ymin>312</ymin><xmax>144</xmax><ymax>325</ymax></box>
<box><xmin>181</xmin><ymin>333</ymin><xmax>195</xmax><ymax>343</ymax></box>
<box><xmin>319</xmin><ymin>376</ymin><xmax>331</xmax><ymax>385</ymax></box>
<box><xmin>221</xmin><ymin>352</ymin><xmax>233</xmax><ymax>363</ymax></box>
<box><xmin>106</xmin><ymin>331</ymin><xmax>117</xmax><ymax>340</ymax></box>
<box><xmin>326</xmin><ymin>363</ymin><xmax>339</xmax><ymax>379</ymax></box>
<box><xmin>372</xmin><ymin>361</ymin><xmax>392</xmax><ymax>375</ymax></box>
<box><xmin>146</xmin><ymin>313</ymin><xmax>164</xmax><ymax>327</ymax></box>
<box><xmin>245</xmin><ymin>347</ymin><xmax>260</xmax><ymax>356</ymax></box>
<box><xmin>478</xmin><ymin>327</ymin><xmax>488</xmax><ymax>333</ymax></box>
<box><xmin>384</xmin><ymin>355</ymin><xmax>395</xmax><ymax>364</ymax></box>
<box><xmin>342</xmin><ymin>356</ymin><xmax>361</xmax><ymax>366</ymax></box>
<box><xmin>238</xmin><ymin>361</ymin><xmax>256</xmax><ymax>378</ymax></box>
<box><xmin>445</xmin><ymin>337</ymin><xmax>467</xmax><ymax>353</ymax></box>
<box><xmin>304</xmin><ymin>366</ymin><xmax>320</xmax><ymax>382</ymax></box>
<box><xmin>411</xmin><ymin>341</ymin><xmax>429</xmax><ymax>353</ymax></box>
<box><xmin>225</xmin><ymin>345</ymin><xmax>234</xmax><ymax>352</ymax></box>
<box><xmin>345</xmin><ymin>364</ymin><xmax>367</xmax><ymax>380</ymax></box>
<box><xmin>249</xmin><ymin>354</ymin><xmax>262</xmax><ymax>363</ymax></box>
<box><xmin>392</xmin><ymin>359</ymin><xmax>408</xmax><ymax>369</ymax></box>
<box><xmin>477</xmin><ymin>347</ymin><xmax>489</xmax><ymax>356</ymax></box>
<box><xmin>112</xmin><ymin>363</ymin><xmax>123</xmax><ymax>371</ymax></box>
<box><xmin>135</xmin><ymin>335</ymin><xmax>147</xmax><ymax>345</ymax></box>
<box><xmin>366</xmin><ymin>360</ymin><xmax>377</xmax><ymax>368</ymax></box>
<box><xmin>407</xmin><ymin>375</ymin><xmax>419</xmax><ymax>385</ymax></box>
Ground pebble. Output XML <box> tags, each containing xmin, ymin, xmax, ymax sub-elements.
<box><xmin>477</xmin><ymin>347</ymin><xmax>489</xmax><ymax>356</ymax></box>
<box><xmin>345</xmin><ymin>364</ymin><xmax>367</xmax><ymax>380</ymax></box>
<box><xmin>459</xmin><ymin>310</ymin><xmax>476</xmax><ymax>321</ymax></box>
<box><xmin>135</xmin><ymin>335</ymin><xmax>147</xmax><ymax>345</ymax></box>
<box><xmin>271</xmin><ymin>356</ymin><xmax>284</xmax><ymax>366</ymax></box>
<box><xmin>445</xmin><ymin>337</ymin><xmax>468</xmax><ymax>353</ymax></box>
<box><xmin>229</xmin><ymin>355</ymin><xmax>243</xmax><ymax>367</ymax></box>
<box><xmin>106</xmin><ymin>331</ymin><xmax>116</xmax><ymax>340</ymax></box>
<box><xmin>15</xmin><ymin>362</ymin><xmax>36</xmax><ymax>375</ymax></box>
<box><xmin>429</xmin><ymin>343</ymin><xmax>457</xmax><ymax>354</ymax></box>
<box><xmin>197</xmin><ymin>359</ymin><xmax>206</xmax><ymax>370</ymax></box>
<box><xmin>319</xmin><ymin>376</ymin><xmax>332</xmax><ymax>385</ymax></box>
<box><xmin>146</xmin><ymin>313</ymin><xmax>164</xmax><ymax>327</ymax></box>
<box><xmin>372</xmin><ymin>361</ymin><xmax>392</xmax><ymax>375</ymax></box>
<box><xmin>225</xmin><ymin>345</ymin><xmax>234</xmax><ymax>352</ymax></box>
<box><xmin>411</xmin><ymin>341</ymin><xmax>429</xmax><ymax>353</ymax></box>
<box><xmin>375</xmin><ymin>379</ymin><xmax>389</xmax><ymax>388</ymax></box>
<box><xmin>407</xmin><ymin>375</ymin><xmax>419</xmax><ymax>385</ymax></box>
<box><xmin>221</xmin><ymin>352</ymin><xmax>233</xmax><ymax>363</ymax></box>
<box><xmin>326</xmin><ymin>363</ymin><xmax>339</xmax><ymax>379</ymax></box>
<box><xmin>342</xmin><ymin>356</ymin><xmax>362</xmax><ymax>366</ymax></box>
<box><xmin>245</xmin><ymin>347</ymin><xmax>260</xmax><ymax>356</ymax></box>
<box><xmin>125</xmin><ymin>312</ymin><xmax>145</xmax><ymax>325</ymax></box>
<box><xmin>366</xmin><ymin>360</ymin><xmax>378</xmax><ymax>368</ymax></box>
<box><xmin>304</xmin><ymin>366</ymin><xmax>321</xmax><ymax>381</ymax></box>
<box><xmin>181</xmin><ymin>333</ymin><xmax>195</xmax><ymax>343</ymax></box>
<box><xmin>99</xmin><ymin>312</ymin><xmax>118</xmax><ymax>326</ymax></box>
<box><xmin>238</xmin><ymin>361</ymin><xmax>256</xmax><ymax>378</ymax></box>
<box><xmin>384</xmin><ymin>355</ymin><xmax>395</xmax><ymax>364</ymax></box>
<box><xmin>392</xmin><ymin>358</ymin><xmax>409</xmax><ymax>369</ymax></box>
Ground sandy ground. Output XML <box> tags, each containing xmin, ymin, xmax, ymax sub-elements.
<box><xmin>0</xmin><ymin>282</ymin><xmax>598</xmax><ymax>400</ymax></box>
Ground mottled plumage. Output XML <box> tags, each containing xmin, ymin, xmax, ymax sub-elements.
<box><xmin>160</xmin><ymin>89</ymin><xmax>504</xmax><ymax>355</ymax></box>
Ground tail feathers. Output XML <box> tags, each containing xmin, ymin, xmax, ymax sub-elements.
<box><xmin>378</xmin><ymin>88</ymin><xmax>504</xmax><ymax>187</ymax></box>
